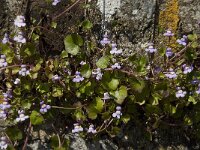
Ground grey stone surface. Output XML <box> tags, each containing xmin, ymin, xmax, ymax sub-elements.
<box><xmin>178</xmin><ymin>0</ymin><xmax>200</xmax><ymax>34</ymax></box>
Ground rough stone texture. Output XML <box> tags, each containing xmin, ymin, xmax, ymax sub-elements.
<box><xmin>178</xmin><ymin>0</ymin><xmax>200</xmax><ymax>34</ymax></box>
<box><xmin>0</xmin><ymin>0</ymin><xmax>200</xmax><ymax>149</ymax></box>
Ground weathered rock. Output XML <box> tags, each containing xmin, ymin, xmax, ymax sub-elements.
<box><xmin>178</xmin><ymin>0</ymin><xmax>200</xmax><ymax>34</ymax></box>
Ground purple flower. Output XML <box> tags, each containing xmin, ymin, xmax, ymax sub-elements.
<box><xmin>145</xmin><ymin>45</ymin><xmax>157</xmax><ymax>53</ymax></box>
<box><xmin>176</xmin><ymin>87</ymin><xmax>187</xmax><ymax>98</ymax></box>
<box><xmin>100</xmin><ymin>33</ymin><xmax>110</xmax><ymax>46</ymax></box>
<box><xmin>165</xmin><ymin>48</ymin><xmax>173</xmax><ymax>57</ymax></box>
<box><xmin>2</xmin><ymin>33</ymin><xmax>9</xmax><ymax>44</ymax></box>
<box><xmin>112</xmin><ymin>106</ymin><xmax>122</xmax><ymax>119</ymax></box>
<box><xmin>80</xmin><ymin>61</ymin><xmax>86</xmax><ymax>65</ymax></box>
<box><xmin>92</xmin><ymin>68</ymin><xmax>103</xmax><ymax>80</ymax></box>
<box><xmin>196</xmin><ymin>88</ymin><xmax>200</xmax><ymax>94</ymax></box>
<box><xmin>177</xmin><ymin>35</ymin><xmax>187</xmax><ymax>46</ymax></box>
<box><xmin>14</xmin><ymin>78</ymin><xmax>20</xmax><ymax>85</ymax></box>
<box><xmin>19</xmin><ymin>65</ymin><xmax>30</xmax><ymax>76</ymax></box>
<box><xmin>102</xmin><ymin>92</ymin><xmax>110</xmax><ymax>100</ymax></box>
<box><xmin>0</xmin><ymin>55</ymin><xmax>7</xmax><ymax>67</ymax></box>
<box><xmin>52</xmin><ymin>74</ymin><xmax>61</xmax><ymax>81</ymax></box>
<box><xmin>0</xmin><ymin>110</ymin><xmax>7</xmax><ymax>120</ymax></box>
<box><xmin>163</xmin><ymin>29</ymin><xmax>174</xmax><ymax>37</ymax></box>
<box><xmin>3</xmin><ymin>89</ymin><xmax>12</xmax><ymax>100</ymax></box>
<box><xmin>111</xmin><ymin>63</ymin><xmax>121</xmax><ymax>69</ymax></box>
<box><xmin>110</xmin><ymin>43</ymin><xmax>122</xmax><ymax>55</ymax></box>
<box><xmin>40</xmin><ymin>101</ymin><xmax>51</xmax><ymax>114</ymax></box>
<box><xmin>87</xmin><ymin>124</ymin><xmax>97</xmax><ymax>134</ymax></box>
<box><xmin>164</xmin><ymin>68</ymin><xmax>177</xmax><ymax>79</ymax></box>
<box><xmin>14</xmin><ymin>15</ymin><xmax>26</xmax><ymax>27</ymax></box>
<box><xmin>0</xmin><ymin>136</ymin><xmax>8</xmax><ymax>150</ymax></box>
<box><xmin>14</xmin><ymin>32</ymin><xmax>26</xmax><ymax>43</ymax></box>
<box><xmin>182</xmin><ymin>64</ymin><xmax>193</xmax><ymax>74</ymax></box>
<box><xmin>191</xmin><ymin>79</ymin><xmax>199</xmax><ymax>85</ymax></box>
<box><xmin>0</xmin><ymin>102</ymin><xmax>11</xmax><ymax>110</ymax></box>
<box><xmin>16</xmin><ymin>110</ymin><xmax>29</xmax><ymax>122</ymax></box>
<box><xmin>72</xmin><ymin>71</ymin><xmax>84</xmax><ymax>82</ymax></box>
<box><xmin>52</xmin><ymin>0</ymin><xmax>61</xmax><ymax>6</ymax></box>
<box><xmin>72</xmin><ymin>123</ymin><xmax>83</xmax><ymax>133</ymax></box>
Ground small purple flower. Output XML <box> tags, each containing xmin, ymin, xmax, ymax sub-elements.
<box><xmin>16</xmin><ymin>110</ymin><xmax>29</xmax><ymax>122</ymax></box>
<box><xmin>196</xmin><ymin>87</ymin><xmax>200</xmax><ymax>94</ymax></box>
<box><xmin>145</xmin><ymin>45</ymin><xmax>157</xmax><ymax>53</ymax></box>
<box><xmin>14</xmin><ymin>32</ymin><xmax>26</xmax><ymax>43</ymax></box>
<box><xmin>2</xmin><ymin>33</ymin><xmax>9</xmax><ymax>44</ymax></box>
<box><xmin>102</xmin><ymin>92</ymin><xmax>110</xmax><ymax>100</ymax></box>
<box><xmin>165</xmin><ymin>48</ymin><xmax>173</xmax><ymax>57</ymax></box>
<box><xmin>14</xmin><ymin>78</ymin><xmax>20</xmax><ymax>85</ymax></box>
<box><xmin>191</xmin><ymin>79</ymin><xmax>199</xmax><ymax>85</ymax></box>
<box><xmin>19</xmin><ymin>65</ymin><xmax>30</xmax><ymax>76</ymax></box>
<box><xmin>154</xmin><ymin>66</ymin><xmax>162</xmax><ymax>74</ymax></box>
<box><xmin>80</xmin><ymin>61</ymin><xmax>86</xmax><ymax>65</ymax></box>
<box><xmin>111</xmin><ymin>63</ymin><xmax>121</xmax><ymax>69</ymax></box>
<box><xmin>72</xmin><ymin>71</ymin><xmax>84</xmax><ymax>82</ymax></box>
<box><xmin>3</xmin><ymin>89</ymin><xmax>12</xmax><ymax>100</ymax></box>
<box><xmin>52</xmin><ymin>74</ymin><xmax>61</xmax><ymax>81</ymax></box>
<box><xmin>163</xmin><ymin>29</ymin><xmax>174</xmax><ymax>37</ymax></box>
<box><xmin>0</xmin><ymin>102</ymin><xmax>11</xmax><ymax>110</ymax></box>
<box><xmin>0</xmin><ymin>55</ymin><xmax>7</xmax><ymax>67</ymax></box>
<box><xmin>182</xmin><ymin>64</ymin><xmax>193</xmax><ymax>74</ymax></box>
<box><xmin>0</xmin><ymin>136</ymin><xmax>8</xmax><ymax>150</ymax></box>
<box><xmin>87</xmin><ymin>124</ymin><xmax>97</xmax><ymax>134</ymax></box>
<box><xmin>92</xmin><ymin>68</ymin><xmax>103</xmax><ymax>80</ymax></box>
<box><xmin>100</xmin><ymin>33</ymin><xmax>110</xmax><ymax>46</ymax></box>
<box><xmin>164</xmin><ymin>68</ymin><xmax>177</xmax><ymax>79</ymax></box>
<box><xmin>0</xmin><ymin>110</ymin><xmax>7</xmax><ymax>120</ymax></box>
<box><xmin>110</xmin><ymin>43</ymin><xmax>122</xmax><ymax>55</ymax></box>
<box><xmin>72</xmin><ymin>123</ymin><xmax>83</xmax><ymax>133</ymax></box>
<box><xmin>176</xmin><ymin>87</ymin><xmax>187</xmax><ymax>98</ymax></box>
<box><xmin>14</xmin><ymin>15</ymin><xmax>26</xmax><ymax>27</ymax></box>
<box><xmin>177</xmin><ymin>35</ymin><xmax>187</xmax><ymax>46</ymax></box>
<box><xmin>52</xmin><ymin>0</ymin><xmax>61</xmax><ymax>6</ymax></box>
<box><xmin>112</xmin><ymin>106</ymin><xmax>122</xmax><ymax>119</ymax></box>
<box><xmin>40</xmin><ymin>101</ymin><xmax>51</xmax><ymax>114</ymax></box>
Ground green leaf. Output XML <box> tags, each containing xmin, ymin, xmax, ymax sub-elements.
<box><xmin>191</xmin><ymin>41</ymin><xmax>198</xmax><ymax>48</ymax></box>
<box><xmin>50</xmin><ymin>135</ymin><xmax>59</xmax><ymax>148</ymax></box>
<box><xmin>188</xmin><ymin>34</ymin><xmax>197</xmax><ymax>41</ymax></box>
<box><xmin>188</xmin><ymin>96</ymin><xmax>197</xmax><ymax>105</ymax></box>
<box><xmin>74</xmin><ymin>110</ymin><xmax>86</xmax><ymax>120</ymax></box>
<box><xmin>121</xmin><ymin>115</ymin><xmax>130</xmax><ymax>124</ymax></box>
<box><xmin>130</xmin><ymin>78</ymin><xmax>145</xmax><ymax>93</ymax></box>
<box><xmin>32</xmin><ymin>64</ymin><xmax>41</xmax><ymax>72</ymax></box>
<box><xmin>88</xmin><ymin>111</ymin><xmax>97</xmax><ymax>120</ymax></box>
<box><xmin>114</xmin><ymin>86</ymin><xmax>128</xmax><ymax>104</ymax></box>
<box><xmin>51</xmin><ymin>21</ymin><xmax>57</xmax><ymax>28</ymax></box>
<box><xmin>52</xmin><ymin>86</ymin><xmax>63</xmax><ymax>97</ymax></box>
<box><xmin>36</xmin><ymin>83</ymin><xmax>50</xmax><ymax>94</ymax></box>
<box><xmin>94</xmin><ymin>97</ymin><xmax>104</xmax><ymax>113</ymax></box>
<box><xmin>61</xmin><ymin>50</ymin><xmax>68</xmax><ymax>58</ymax></box>
<box><xmin>64</xmin><ymin>34</ymin><xmax>83</xmax><ymax>55</ymax></box>
<box><xmin>30</xmin><ymin>111</ymin><xmax>44</xmax><ymax>125</ymax></box>
<box><xmin>164</xmin><ymin>104</ymin><xmax>176</xmax><ymax>115</ymax></box>
<box><xmin>11</xmin><ymin>66</ymin><xmax>20</xmax><ymax>75</ymax></box>
<box><xmin>96</xmin><ymin>56</ymin><xmax>110</xmax><ymax>69</ymax></box>
<box><xmin>21</xmin><ymin>43</ymin><xmax>36</xmax><ymax>57</ymax></box>
<box><xmin>107</xmin><ymin>78</ymin><xmax>119</xmax><ymax>90</ymax></box>
<box><xmin>87</xmin><ymin>97</ymin><xmax>104</xmax><ymax>119</ymax></box>
<box><xmin>82</xmin><ymin>20</ymin><xmax>93</xmax><ymax>30</ymax></box>
<box><xmin>80</xmin><ymin>64</ymin><xmax>92</xmax><ymax>78</ymax></box>
<box><xmin>6</xmin><ymin>127</ymin><xmax>23</xmax><ymax>141</ymax></box>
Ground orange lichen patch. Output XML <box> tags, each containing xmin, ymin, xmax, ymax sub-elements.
<box><xmin>159</xmin><ymin>0</ymin><xmax>179</xmax><ymax>48</ymax></box>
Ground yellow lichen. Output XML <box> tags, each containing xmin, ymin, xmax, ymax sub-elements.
<box><xmin>159</xmin><ymin>0</ymin><xmax>179</xmax><ymax>47</ymax></box>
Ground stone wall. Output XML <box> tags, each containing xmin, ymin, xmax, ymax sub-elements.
<box><xmin>0</xmin><ymin>0</ymin><xmax>200</xmax><ymax>149</ymax></box>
